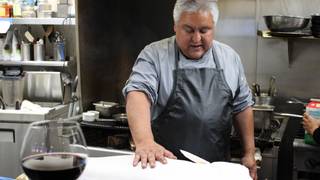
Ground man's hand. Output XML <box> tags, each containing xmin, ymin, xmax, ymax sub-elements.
<box><xmin>241</xmin><ymin>154</ymin><xmax>257</xmax><ymax>180</ymax></box>
<box><xmin>133</xmin><ymin>140</ymin><xmax>177</xmax><ymax>168</ymax></box>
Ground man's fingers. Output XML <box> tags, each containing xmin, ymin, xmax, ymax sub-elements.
<box><xmin>140</xmin><ymin>153</ymin><xmax>148</xmax><ymax>169</ymax></box>
<box><xmin>133</xmin><ymin>154</ymin><xmax>140</xmax><ymax>167</ymax></box>
<box><xmin>164</xmin><ymin>149</ymin><xmax>177</xmax><ymax>159</ymax></box>
<box><xmin>148</xmin><ymin>152</ymin><xmax>156</xmax><ymax>168</ymax></box>
<box><xmin>155</xmin><ymin>151</ymin><xmax>166</xmax><ymax>164</ymax></box>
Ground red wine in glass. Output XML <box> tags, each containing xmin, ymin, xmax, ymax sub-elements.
<box><xmin>22</xmin><ymin>153</ymin><xmax>86</xmax><ymax>180</ymax></box>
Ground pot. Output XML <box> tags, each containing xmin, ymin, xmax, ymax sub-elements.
<box><xmin>112</xmin><ymin>113</ymin><xmax>128</xmax><ymax>125</ymax></box>
<box><xmin>253</xmin><ymin>106</ymin><xmax>274</xmax><ymax>130</ymax></box>
<box><xmin>93</xmin><ymin>101</ymin><xmax>118</xmax><ymax>117</ymax></box>
<box><xmin>264</xmin><ymin>15</ymin><xmax>310</xmax><ymax>32</ymax></box>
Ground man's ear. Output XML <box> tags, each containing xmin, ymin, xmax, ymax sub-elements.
<box><xmin>174</xmin><ymin>24</ymin><xmax>177</xmax><ymax>33</ymax></box>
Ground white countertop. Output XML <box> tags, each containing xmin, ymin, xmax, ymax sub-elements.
<box><xmin>79</xmin><ymin>155</ymin><xmax>252</xmax><ymax>180</ymax></box>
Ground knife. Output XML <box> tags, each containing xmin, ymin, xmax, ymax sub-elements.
<box><xmin>180</xmin><ymin>150</ymin><xmax>210</xmax><ymax>164</ymax></box>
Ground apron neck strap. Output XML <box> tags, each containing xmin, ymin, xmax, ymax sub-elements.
<box><xmin>174</xmin><ymin>40</ymin><xmax>221</xmax><ymax>70</ymax></box>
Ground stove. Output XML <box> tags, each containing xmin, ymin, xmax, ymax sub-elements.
<box><xmin>80</xmin><ymin>119</ymin><xmax>131</xmax><ymax>150</ymax></box>
<box><xmin>292</xmin><ymin>124</ymin><xmax>320</xmax><ymax>180</ymax></box>
<box><xmin>231</xmin><ymin>115</ymin><xmax>289</xmax><ymax>180</ymax></box>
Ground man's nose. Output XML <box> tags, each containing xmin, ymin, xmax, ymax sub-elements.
<box><xmin>191</xmin><ymin>31</ymin><xmax>201</xmax><ymax>42</ymax></box>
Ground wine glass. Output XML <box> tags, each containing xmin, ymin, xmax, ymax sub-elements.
<box><xmin>20</xmin><ymin>120</ymin><xmax>88</xmax><ymax>180</ymax></box>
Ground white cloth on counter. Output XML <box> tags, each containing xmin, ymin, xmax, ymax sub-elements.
<box><xmin>78</xmin><ymin>155</ymin><xmax>252</xmax><ymax>180</ymax></box>
<box><xmin>20</xmin><ymin>100</ymin><xmax>52</xmax><ymax>114</ymax></box>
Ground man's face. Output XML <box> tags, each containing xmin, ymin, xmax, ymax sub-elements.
<box><xmin>174</xmin><ymin>10</ymin><xmax>214</xmax><ymax>60</ymax></box>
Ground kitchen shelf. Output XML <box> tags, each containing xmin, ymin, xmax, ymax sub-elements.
<box><xmin>0</xmin><ymin>59</ymin><xmax>76</xmax><ymax>72</ymax></box>
<box><xmin>0</xmin><ymin>17</ymin><xmax>75</xmax><ymax>25</ymax></box>
<box><xmin>258</xmin><ymin>30</ymin><xmax>318</xmax><ymax>39</ymax></box>
<box><xmin>0</xmin><ymin>60</ymin><xmax>68</xmax><ymax>67</ymax></box>
<box><xmin>258</xmin><ymin>30</ymin><xmax>320</xmax><ymax>67</ymax></box>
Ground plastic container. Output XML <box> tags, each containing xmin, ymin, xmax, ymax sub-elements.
<box><xmin>1</xmin><ymin>75</ymin><xmax>25</xmax><ymax>109</ymax></box>
<box><xmin>304</xmin><ymin>99</ymin><xmax>320</xmax><ymax>145</ymax></box>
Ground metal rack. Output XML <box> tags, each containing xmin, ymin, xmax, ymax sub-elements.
<box><xmin>258</xmin><ymin>30</ymin><xmax>320</xmax><ymax>67</ymax></box>
<box><xmin>0</xmin><ymin>17</ymin><xmax>76</xmax><ymax>25</ymax></box>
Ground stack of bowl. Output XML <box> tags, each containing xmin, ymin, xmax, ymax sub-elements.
<box><xmin>311</xmin><ymin>15</ymin><xmax>320</xmax><ymax>38</ymax></box>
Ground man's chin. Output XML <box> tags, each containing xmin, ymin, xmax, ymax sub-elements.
<box><xmin>187</xmin><ymin>52</ymin><xmax>205</xmax><ymax>60</ymax></box>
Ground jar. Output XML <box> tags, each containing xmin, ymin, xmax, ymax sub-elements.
<box><xmin>0</xmin><ymin>2</ymin><xmax>10</xmax><ymax>17</ymax></box>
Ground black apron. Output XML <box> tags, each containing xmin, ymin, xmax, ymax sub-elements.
<box><xmin>152</xmin><ymin>42</ymin><xmax>233</xmax><ymax>162</ymax></box>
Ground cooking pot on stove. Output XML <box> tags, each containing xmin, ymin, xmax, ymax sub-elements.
<box><xmin>112</xmin><ymin>113</ymin><xmax>128</xmax><ymax>125</ymax></box>
<box><xmin>93</xmin><ymin>101</ymin><xmax>118</xmax><ymax>117</ymax></box>
<box><xmin>253</xmin><ymin>105</ymin><xmax>274</xmax><ymax>130</ymax></box>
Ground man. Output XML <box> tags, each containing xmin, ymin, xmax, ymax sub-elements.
<box><xmin>123</xmin><ymin>0</ymin><xmax>257</xmax><ymax>179</ymax></box>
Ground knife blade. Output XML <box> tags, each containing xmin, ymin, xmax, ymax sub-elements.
<box><xmin>180</xmin><ymin>150</ymin><xmax>210</xmax><ymax>164</ymax></box>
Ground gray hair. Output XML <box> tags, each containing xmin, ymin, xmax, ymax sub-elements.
<box><xmin>173</xmin><ymin>0</ymin><xmax>219</xmax><ymax>25</ymax></box>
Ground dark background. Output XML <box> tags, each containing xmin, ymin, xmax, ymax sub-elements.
<box><xmin>77</xmin><ymin>0</ymin><xmax>176</xmax><ymax>110</ymax></box>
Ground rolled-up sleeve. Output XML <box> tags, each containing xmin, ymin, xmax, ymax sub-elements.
<box><xmin>122</xmin><ymin>46</ymin><xmax>159</xmax><ymax>105</ymax></box>
<box><xmin>232</xmin><ymin>55</ymin><xmax>254</xmax><ymax>114</ymax></box>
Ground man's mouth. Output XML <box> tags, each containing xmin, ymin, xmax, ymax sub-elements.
<box><xmin>190</xmin><ymin>45</ymin><xmax>203</xmax><ymax>50</ymax></box>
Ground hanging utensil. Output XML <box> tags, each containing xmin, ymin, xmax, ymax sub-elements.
<box><xmin>268</xmin><ymin>76</ymin><xmax>276</xmax><ymax>97</ymax></box>
<box><xmin>254</xmin><ymin>83</ymin><xmax>261</xmax><ymax>97</ymax></box>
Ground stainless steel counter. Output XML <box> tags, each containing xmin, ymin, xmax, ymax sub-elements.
<box><xmin>0</xmin><ymin>104</ymin><xmax>69</xmax><ymax>178</ymax></box>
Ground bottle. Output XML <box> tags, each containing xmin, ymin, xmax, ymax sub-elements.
<box><xmin>305</xmin><ymin>99</ymin><xmax>320</xmax><ymax>145</ymax></box>
<box><xmin>12</xmin><ymin>0</ymin><xmax>22</xmax><ymax>17</ymax></box>
<box><xmin>53</xmin><ymin>32</ymin><xmax>65</xmax><ymax>61</ymax></box>
<box><xmin>0</xmin><ymin>1</ymin><xmax>10</xmax><ymax>17</ymax></box>
<box><xmin>11</xmin><ymin>28</ymin><xmax>21</xmax><ymax>61</ymax></box>
<box><xmin>3</xmin><ymin>30</ymin><xmax>13</xmax><ymax>61</ymax></box>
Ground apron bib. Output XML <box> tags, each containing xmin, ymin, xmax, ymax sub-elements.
<box><xmin>152</xmin><ymin>41</ymin><xmax>233</xmax><ymax>162</ymax></box>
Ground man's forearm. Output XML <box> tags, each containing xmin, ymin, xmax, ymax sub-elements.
<box><xmin>126</xmin><ymin>91</ymin><xmax>154</xmax><ymax>145</ymax></box>
<box><xmin>233</xmin><ymin>107</ymin><xmax>255</xmax><ymax>155</ymax></box>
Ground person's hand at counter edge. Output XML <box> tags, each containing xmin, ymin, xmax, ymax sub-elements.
<box><xmin>133</xmin><ymin>140</ymin><xmax>177</xmax><ymax>169</ymax></box>
<box><xmin>241</xmin><ymin>153</ymin><xmax>257</xmax><ymax>180</ymax></box>
<box><xmin>126</xmin><ymin>91</ymin><xmax>177</xmax><ymax>169</ymax></box>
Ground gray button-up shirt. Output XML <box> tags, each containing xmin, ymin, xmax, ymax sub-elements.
<box><xmin>123</xmin><ymin>36</ymin><xmax>253</xmax><ymax>120</ymax></box>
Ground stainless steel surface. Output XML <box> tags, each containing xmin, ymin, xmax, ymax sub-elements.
<box><xmin>1</xmin><ymin>76</ymin><xmax>24</xmax><ymax>109</ymax></box>
<box><xmin>264</xmin><ymin>15</ymin><xmax>310</xmax><ymax>32</ymax></box>
<box><xmin>33</xmin><ymin>43</ymin><xmax>45</xmax><ymax>61</ymax></box>
<box><xmin>0</xmin><ymin>104</ymin><xmax>69</xmax><ymax>178</ymax></box>
<box><xmin>268</xmin><ymin>76</ymin><xmax>276</xmax><ymax>97</ymax></box>
<box><xmin>273</xmin><ymin>112</ymin><xmax>303</xmax><ymax>118</ymax></box>
<box><xmin>24</xmin><ymin>71</ymin><xmax>63</xmax><ymax>102</ymax></box>
<box><xmin>21</xmin><ymin>42</ymin><xmax>31</xmax><ymax>61</ymax></box>
<box><xmin>0</xmin><ymin>104</ymin><xmax>69</xmax><ymax>122</ymax></box>
<box><xmin>293</xmin><ymin>138</ymin><xmax>320</xmax><ymax>179</ymax></box>
<box><xmin>258</xmin><ymin>116</ymin><xmax>288</xmax><ymax>180</ymax></box>
<box><xmin>0</xmin><ymin>122</ymin><xmax>29</xmax><ymax>178</ymax></box>
<box><xmin>257</xmin><ymin>0</ymin><xmax>320</xmax><ymax>99</ymax></box>
<box><xmin>255</xmin><ymin>94</ymin><xmax>273</xmax><ymax>106</ymax></box>
<box><xmin>112</xmin><ymin>113</ymin><xmax>127</xmax><ymax>124</ymax></box>
<box><xmin>254</xmin><ymin>107</ymin><xmax>273</xmax><ymax>130</ymax></box>
<box><xmin>0</xmin><ymin>60</ymin><xmax>69</xmax><ymax>67</ymax></box>
<box><xmin>286</xmin><ymin>97</ymin><xmax>308</xmax><ymax>106</ymax></box>
<box><xmin>93</xmin><ymin>101</ymin><xmax>118</xmax><ymax>117</ymax></box>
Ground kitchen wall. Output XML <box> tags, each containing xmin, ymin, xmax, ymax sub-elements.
<box><xmin>217</xmin><ymin>0</ymin><xmax>320</xmax><ymax>99</ymax></box>
<box><xmin>77</xmin><ymin>0</ymin><xmax>176</xmax><ymax>110</ymax></box>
